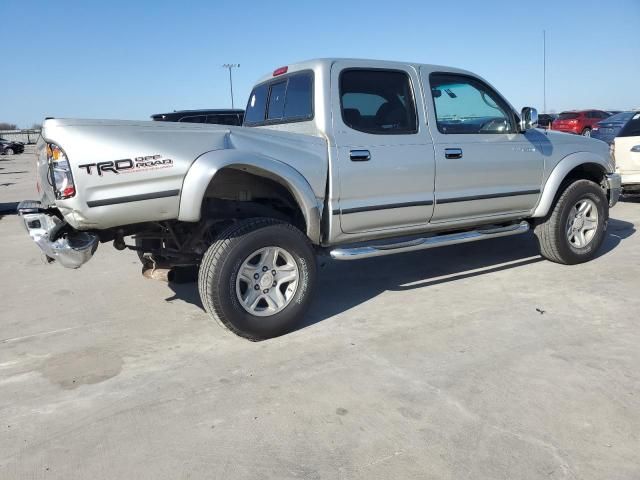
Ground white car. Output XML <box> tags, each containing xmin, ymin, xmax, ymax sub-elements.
<box><xmin>613</xmin><ymin>112</ymin><xmax>640</xmax><ymax>193</ymax></box>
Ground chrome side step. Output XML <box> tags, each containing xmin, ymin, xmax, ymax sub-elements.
<box><xmin>329</xmin><ymin>221</ymin><xmax>530</xmax><ymax>261</ymax></box>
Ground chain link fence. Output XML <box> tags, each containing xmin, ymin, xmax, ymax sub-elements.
<box><xmin>0</xmin><ymin>129</ymin><xmax>41</xmax><ymax>144</ymax></box>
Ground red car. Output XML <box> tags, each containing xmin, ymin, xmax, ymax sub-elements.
<box><xmin>551</xmin><ymin>110</ymin><xmax>611</xmax><ymax>137</ymax></box>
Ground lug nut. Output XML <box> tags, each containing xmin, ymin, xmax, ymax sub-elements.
<box><xmin>262</xmin><ymin>266</ymin><xmax>268</xmax><ymax>272</ymax></box>
<box><xmin>272</xmin><ymin>281</ymin><xmax>277</xmax><ymax>287</ymax></box>
<box><xmin>263</xmin><ymin>289</ymin><xmax>269</xmax><ymax>294</ymax></box>
<box><xmin>254</xmin><ymin>273</ymin><xmax>259</xmax><ymax>280</ymax></box>
<box><xmin>254</xmin><ymin>285</ymin><xmax>260</xmax><ymax>290</ymax></box>
<box><xmin>272</xmin><ymin>270</ymin><xmax>276</xmax><ymax>276</ymax></box>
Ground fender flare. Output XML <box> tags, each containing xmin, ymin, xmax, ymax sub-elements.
<box><xmin>178</xmin><ymin>149</ymin><xmax>322</xmax><ymax>243</ymax></box>
<box><xmin>532</xmin><ymin>151</ymin><xmax>610</xmax><ymax>218</ymax></box>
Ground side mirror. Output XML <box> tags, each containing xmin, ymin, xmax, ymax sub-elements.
<box><xmin>520</xmin><ymin>107</ymin><xmax>538</xmax><ymax>130</ymax></box>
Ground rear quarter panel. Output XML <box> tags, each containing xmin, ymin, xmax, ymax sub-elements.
<box><xmin>42</xmin><ymin>119</ymin><xmax>229</xmax><ymax>229</ymax></box>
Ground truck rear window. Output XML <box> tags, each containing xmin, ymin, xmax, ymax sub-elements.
<box><xmin>244</xmin><ymin>72</ymin><xmax>313</xmax><ymax>126</ymax></box>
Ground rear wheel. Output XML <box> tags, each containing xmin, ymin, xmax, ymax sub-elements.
<box><xmin>581</xmin><ymin>128</ymin><xmax>592</xmax><ymax>137</ymax></box>
<box><xmin>4</xmin><ymin>148</ymin><xmax>14</xmax><ymax>155</ymax></box>
<box><xmin>534</xmin><ymin>179</ymin><xmax>608</xmax><ymax>264</ymax></box>
<box><xmin>198</xmin><ymin>218</ymin><xmax>317</xmax><ymax>340</ymax></box>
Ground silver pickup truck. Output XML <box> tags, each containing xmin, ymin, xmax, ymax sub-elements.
<box><xmin>19</xmin><ymin>58</ymin><xmax>621</xmax><ymax>340</ymax></box>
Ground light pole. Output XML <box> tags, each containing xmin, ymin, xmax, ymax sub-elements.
<box><xmin>222</xmin><ymin>63</ymin><xmax>240</xmax><ymax>109</ymax></box>
<box><xmin>543</xmin><ymin>30</ymin><xmax>547</xmax><ymax>113</ymax></box>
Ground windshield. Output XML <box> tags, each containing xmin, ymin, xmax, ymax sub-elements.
<box><xmin>603</xmin><ymin>112</ymin><xmax>634</xmax><ymax>123</ymax></box>
<box><xmin>558</xmin><ymin>112</ymin><xmax>579</xmax><ymax>120</ymax></box>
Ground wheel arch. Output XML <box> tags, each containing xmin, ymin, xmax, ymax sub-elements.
<box><xmin>532</xmin><ymin>153</ymin><xmax>610</xmax><ymax>218</ymax></box>
<box><xmin>178</xmin><ymin>149</ymin><xmax>322</xmax><ymax>243</ymax></box>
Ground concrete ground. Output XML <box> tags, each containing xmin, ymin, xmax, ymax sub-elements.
<box><xmin>1</xmin><ymin>147</ymin><xmax>639</xmax><ymax>480</ymax></box>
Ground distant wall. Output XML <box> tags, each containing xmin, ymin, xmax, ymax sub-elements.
<box><xmin>0</xmin><ymin>129</ymin><xmax>41</xmax><ymax>144</ymax></box>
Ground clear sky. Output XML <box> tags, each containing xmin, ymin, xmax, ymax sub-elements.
<box><xmin>2</xmin><ymin>0</ymin><xmax>639</xmax><ymax>127</ymax></box>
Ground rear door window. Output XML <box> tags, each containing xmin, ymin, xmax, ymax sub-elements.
<box><xmin>558</xmin><ymin>112</ymin><xmax>579</xmax><ymax>120</ymax></box>
<box><xmin>339</xmin><ymin>69</ymin><xmax>417</xmax><ymax>134</ymax></box>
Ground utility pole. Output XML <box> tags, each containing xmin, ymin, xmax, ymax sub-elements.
<box><xmin>222</xmin><ymin>63</ymin><xmax>240</xmax><ymax>109</ymax></box>
<box><xmin>543</xmin><ymin>30</ymin><xmax>547</xmax><ymax>113</ymax></box>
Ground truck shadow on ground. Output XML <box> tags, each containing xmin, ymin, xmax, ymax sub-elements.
<box><xmin>165</xmin><ymin>218</ymin><xmax>635</xmax><ymax>333</ymax></box>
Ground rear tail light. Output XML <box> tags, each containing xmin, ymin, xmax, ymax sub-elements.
<box><xmin>47</xmin><ymin>143</ymin><xmax>75</xmax><ymax>199</ymax></box>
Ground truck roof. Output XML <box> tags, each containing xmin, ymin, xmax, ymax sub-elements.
<box><xmin>253</xmin><ymin>58</ymin><xmax>475</xmax><ymax>85</ymax></box>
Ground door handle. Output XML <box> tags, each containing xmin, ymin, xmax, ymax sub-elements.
<box><xmin>445</xmin><ymin>148</ymin><xmax>463</xmax><ymax>159</ymax></box>
<box><xmin>631</xmin><ymin>145</ymin><xmax>640</xmax><ymax>153</ymax></box>
<box><xmin>350</xmin><ymin>149</ymin><xmax>371</xmax><ymax>161</ymax></box>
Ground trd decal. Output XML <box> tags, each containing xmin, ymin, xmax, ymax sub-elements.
<box><xmin>79</xmin><ymin>155</ymin><xmax>173</xmax><ymax>176</ymax></box>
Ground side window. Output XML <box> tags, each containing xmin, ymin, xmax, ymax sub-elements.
<box><xmin>620</xmin><ymin>113</ymin><xmax>640</xmax><ymax>137</ymax></box>
<box><xmin>178</xmin><ymin>115</ymin><xmax>205</xmax><ymax>123</ymax></box>
<box><xmin>267</xmin><ymin>81</ymin><xmax>287</xmax><ymax>120</ymax></box>
<box><xmin>244</xmin><ymin>72</ymin><xmax>313</xmax><ymax>126</ymax></box>
<box><xmin>339</xmin><ymin>69</ymin><xmax>417</xmax><ymax>134</ymax></box>
<box><xmin>429</xmin><ymin>73</ymin><xmax>514</xmax><ymax>134</ymax></box>
<box><xmin>244</xmin><ymin>84</ymin><xmax>269</xmax><ymax>124</ymax></box>
<box><xmin>206</xmin><ymin>114</ymin><xmax>240</xmax><ymax>125</ymax></box>
<box><xmin>283</xmin><ymin>74</ymin><xmax>313</xmax><ymax>119</ymax></box>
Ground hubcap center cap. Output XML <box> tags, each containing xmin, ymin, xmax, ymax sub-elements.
<box><xmin>259</xmin><ymin>273</ymin><xmax>274</xmax><ymax>289</ymax></box>
<box><xmin>573</xmin><ymin>217</ymin><xmax>584</xmax><ymax>230</ymax></box>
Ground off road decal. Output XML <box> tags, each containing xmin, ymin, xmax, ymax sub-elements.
<box><xmin>78</xmin><ymin>155</ymin><xmax>173</xmax><ymax>176</ymax></box>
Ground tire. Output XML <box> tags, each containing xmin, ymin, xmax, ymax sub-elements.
<box><xmin>198</xmin><ymin>218</ymin><xmax>317</xmax><ymax>340</ymax></box>
<box><xmin>4</xmin><ymin>148</ymin><xmax>14</xmax><ymax>155</ymax></box>
<box><xmin>534</xmin><ymin>179</ymin><xmax>608</xmax><ymax>264</ymax></box>
<box><xmin>581</xmin><ymin>128</ymin><xmax>591</xmax><ymax>137</ymax></box>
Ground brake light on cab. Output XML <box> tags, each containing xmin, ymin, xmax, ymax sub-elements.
<box><xmin>47</xmin><ymin>143</ymin><xmax>76</xmax><ymax>199</ymax></box>
<box><xmin>273</xmin><ymin>66</ymin><xmax>288</xmax><ymax>76</ymax></box>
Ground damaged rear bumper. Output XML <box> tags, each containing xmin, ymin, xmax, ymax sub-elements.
<box><xmin>17</xmin><ymin>200</ymin><xmax>98</xmax><ymax>269</ymax></box>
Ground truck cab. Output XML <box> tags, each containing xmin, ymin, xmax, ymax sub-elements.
<box><xmin>242</xmin><ymin>59</ymin><xmax>616</xmax><ymax>246</ymax></box>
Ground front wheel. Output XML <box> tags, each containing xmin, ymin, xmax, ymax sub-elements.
<box><xmin>4</xmin><ymin>148</ymin><xmax>14</xmax><ymax>155</ymax></box>
<box><xmin>581</xmin><ymin>128</ymin><xmax>592</xmax><ymax>137</ymax></box>
<box><xmin>198</xmin><ymin>218</ymin><xmax>317</xmax><ymax>340</ymax></box>
<box><xmin>534</xmin><ymin>179</ymin><xmax>608</xmax><ymax>264</ymax></box>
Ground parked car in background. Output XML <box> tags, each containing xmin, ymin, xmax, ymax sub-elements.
<box><xmin>592</xmin><ymin>111</ymin><xmax>636</xmax><ymax>144</ymax></box>
<box><xmin>151</xmin><ymin>109</ymin><xmax>244</xmax><ymax>125</ymax></box>
<box><xmin>0</xmin><ymin>137</ymin><xmax>25</xmax><ymax>155</ymax></box>
<box><xmin>537</xmin><ymin>113</ymin><xmax>557</xmax><ymax>129</ymax></box>
<box><xmin>607</xmin><ymin>111</ymin><xmax>622</xmax><ymax>116</ymax></box>
<box><xmin>613</xmin><ymin>112</ymin><xmax>640</xmax><ymax>193</ymax></box>
<box><xmin>551</xmin><ymin>110</ymin><xmax>611</xmax><ymax>137</ymax></box>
